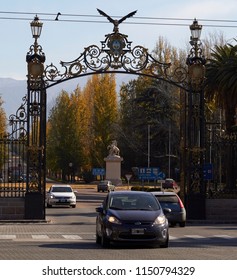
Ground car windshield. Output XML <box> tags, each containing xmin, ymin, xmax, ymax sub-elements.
<box><xmin>51</xmin><ymin>186</ymin><xmax>72</xmax><ymax>193</ymax></box>
<box><xmin>155</xmin><ymin>195</ymin><xmax>180</xmax><ymax>211</ymax></box>
<box><xmin>109</xmin><ymin>194</ymin><xmax>160</xmax><ymax>211</ymax></box>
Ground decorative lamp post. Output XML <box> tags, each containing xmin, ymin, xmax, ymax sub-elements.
<box><xmin>27</xmin><ymin>15</ymin><xmax>45</xmax><ymax>80</ymax></box>
<box><xmin>187</xmin><ymin>19</ymin><xmax>206</xmax><ymax>90</ymax></box>
<box><xmin>25</xmin><ymin>15</ymin><xmax>46</xmax><ymax>220</ymax></box>
<box><xmin>185</xmin><ymin>19</ymin><xmax>206</xmax><ymax>219</ymax></box>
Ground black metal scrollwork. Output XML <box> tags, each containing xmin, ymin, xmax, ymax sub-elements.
<box><xmin>43</xmin><ymin>28</ymin><xmax>190</xmax><ymax>90</ymax></box>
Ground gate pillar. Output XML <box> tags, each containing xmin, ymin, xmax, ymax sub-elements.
<box><xmin>185</xmin><ymin>20</ymin><xmax>206</xmax><ymax>219</ymax></box>
<box><xmin>25</xmin><ymin>15</ymin><xmax>46</xmax><ymax>220</ymax></box>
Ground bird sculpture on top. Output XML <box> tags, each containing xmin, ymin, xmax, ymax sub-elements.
<box><xmin>97</xmin><ymin>9</ymin><xmax>137</xmax><ymax>33</ymax></box>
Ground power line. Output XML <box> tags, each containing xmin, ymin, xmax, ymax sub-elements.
<box><xmin>0</xmin><ymin>11</ymin><xmax>237</xmax><ymax>28</ymax></box>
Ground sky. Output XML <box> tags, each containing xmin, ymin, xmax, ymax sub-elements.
<box><xmin>0</xmin><ymin>0</ymin><xmax>237</xmax><ymax>80</ymax></box>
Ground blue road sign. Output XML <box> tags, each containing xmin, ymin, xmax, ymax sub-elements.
<box><xmin>203</xmin><ymin>163</ymin><xmax>213</xmax><ymax>180</ymax></box>
<box><xmin>138</xmin><ymin>167</ymin><xmax>165</xmax><ymax>180</ymax></box>
<box><xmin>92</xmin><ymin>168</ymin><xmax>105</xmax><ymax>176</ymax></box>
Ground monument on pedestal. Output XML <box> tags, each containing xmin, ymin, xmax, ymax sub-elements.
<box><xmin>104</xmin><ymin>140</ymin><xmax>123</xmax><ymax>185</ymax></box>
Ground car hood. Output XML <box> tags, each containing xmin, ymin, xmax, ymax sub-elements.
<box><xmin>108</xmin><ymin>209</ymin><xmax>162</xmax><ymax>222</ymax></box>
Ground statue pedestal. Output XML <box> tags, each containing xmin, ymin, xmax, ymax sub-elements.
<box><xmin>104</xmin><ymin>155</ymin><xmax>123</xmax><ymax>186</ymax></box>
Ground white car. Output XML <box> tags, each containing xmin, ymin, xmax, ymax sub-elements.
<box><xmin>46</xmin><ymin>185</ymin><xmax>76</xmax><ymax>208</ymax></box>
<box><xmin>97</xmin><ymin>180</ymin><xmax>115</xmax><ymax>192</ymax></box>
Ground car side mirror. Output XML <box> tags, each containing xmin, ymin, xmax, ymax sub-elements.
<box><xmin>95</xmin><ymin>205</ymin><xmax>104</xmax><ymax>213</ymax></box>
<box><xmin>163</xmin><ymin>208</ymin><xmax>172</xmax><ymax>214</ymax></box>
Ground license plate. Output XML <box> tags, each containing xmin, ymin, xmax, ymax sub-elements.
<box><xmin>60</xmin><ymin>199</ymin><xmax>67</xmax><ymax>203</ymax></box>
<box><xmin>131</xmin><ymin>228</ymin><xmax>145</xmax><ymax>235</ymax></box>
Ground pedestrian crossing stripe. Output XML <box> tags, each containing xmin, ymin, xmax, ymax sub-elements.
<box><xmin>0</xmin><ymin>234</ymin><xmax>235</xmax><ymax>240</ymax></box>
<box><xmin>32</xmin><ymin>235</ymin><xmax>50</xmax><ymax>239</ymax></box>
<box><xmin>184</xmin><ymin>235</ymin><xmax>206</xmax><ymax>239</ymax></box>
<box><xmin>62</xmin><ymin>235</ymin><xmax>82</xmax><ymax>240</ymax></box>
<box><xmin>0</xmin><ymin>235</ymin><xmax>16</xmax><ymax>239</ymax></box>
<box><xmin>213</xmin><ymin>235</ymin><xmax>235</xmax><ymax>239</ymax></box>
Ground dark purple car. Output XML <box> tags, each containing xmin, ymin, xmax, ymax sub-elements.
<box><xmin>95</xmin><ymin>191</ymin><xmax>169</xmax><ymax>248</ymax></box>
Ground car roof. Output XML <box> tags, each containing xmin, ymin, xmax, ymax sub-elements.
<box><xmin>51</xmin><ymin>184</ymin><xmax>72</xmax><ymax>188</ymax></box>
<box><xmin>109</xmin><ymin>191</ymin><xmax>153</xmax><ymax>196</ymax></box>
<box><xmin>99</xmin><ymin>180</ymin><xmax>111</xmax><ymax>183</ymax></box>
<box><xmin>151</xmin><ymin>191</ymin><xmax>177</xmax><ymax>196</ymax></box>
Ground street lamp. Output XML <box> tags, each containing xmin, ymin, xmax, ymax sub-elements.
<box><xmin>189</xmin><ymin>18</ymin><xmax>202</xmax><ymax>43</ymax></box>
<box><xmin>27</xmin><ymin>15</ymin><xmax>45</xmax><ymax>79</ymax></box>
<box><xmin>30</xmin><ymin>15</ymin><xmax>43</xmax><ymax>40</ymax></box>
<box><xmin>187</xmin><ymin>19</ymin><xmax>206</xmax><ymax>91</ymax></box>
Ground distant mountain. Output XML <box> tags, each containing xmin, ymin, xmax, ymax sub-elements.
<box><xmin>0</xmin><ymin>78</ymin><xmax>27</xmax><ymax>118</ymax></box>
<box><xmin>0</xmin><ymin>74</ymin><xmax>131</xmax><ymax>122</ymax></box>
<box><xmin>0</xmin><ymin>77</ymin><xmax>85</xmax><ymax>120</ymax></box>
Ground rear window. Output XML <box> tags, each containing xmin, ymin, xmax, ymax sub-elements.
<box><xmin>155</xmin><ymin>195</ymin><xmax>180</xmax><ymax>211</ymax></box>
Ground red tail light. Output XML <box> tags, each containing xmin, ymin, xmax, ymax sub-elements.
<box><xmin>178</xmin><ymin>196</ymin><xmax>184</xmax><ymax>208</ymax></box>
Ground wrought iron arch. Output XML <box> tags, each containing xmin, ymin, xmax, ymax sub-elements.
<box><xmin>43</xmin><ymin>31</ymin><xmax>191</xmax><ymax>91</ymax></box>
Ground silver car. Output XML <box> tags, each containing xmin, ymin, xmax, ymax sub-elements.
<box><xmin>152</xmin><ymin>191</ymin><xmax>186</xmax><ymax>227</ymax></box>
<box><xmin>97</xmin><ymin>180</ymin><xmax>115</xmax><ymax>192</ymax></box>
<box><xmin>46</xmin><ymin>185</ymin><xmax>76</xmax><ymax>208</ymax></box>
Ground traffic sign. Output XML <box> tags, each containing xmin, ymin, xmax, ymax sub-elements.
<box><xmin>138</xmin><ymin>167</ymin><xmax>165</xmax><ymax>180</ymax></box>
<box><xmin>203</xmin><ymin>163</ymin><xmax>213</xmax><ymax>180</ymax></box>
<box><xmin>92</xmin><ymin>168</ymin><xmax>105</xmax><ymax>176</ymax></box>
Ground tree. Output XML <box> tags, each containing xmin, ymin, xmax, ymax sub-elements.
<box><xmin>46</xmin><ymin>74</ymin><xmax>118</xmax><ymax>179</ymax></box>
<box><xmin>83</xmin><ymin>74</ymin><xmax>118</xmax><ymax>168</ymax></box>
<box><xmin>0</xmin><ymin>96</ymin><xmax>7</xmax><ymax>172</ymax></box>
<box><xmin>205</xmin><ymin>42</ymin><xmax>237</xmax><ymax>190</ymax></box>
<box><xmin>118</xmin><ymin>37</ymin><xmax>181</xmax><ymax>176</ymax></box>
<box><xmin>206</xmin><ymin>43</ymin><xmax>237</xmax><ymax>133</ymax></box>
<box><xmin>47</xmin><ymin>90</ymin><xmax>83</xmax><ymax>180</ymax></box>
<box><xmin>0</xmin><ymin>96</ymin><xmax>7</xmax><ymax>136</ymax></box>
<box><xmin>118</xmin><ymin>75</ymin><xmax>180</xmax><ymax>176</ymax></box>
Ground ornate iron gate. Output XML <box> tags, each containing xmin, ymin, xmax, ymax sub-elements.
<box><xmin>0</xmin><ymin>96</ymin><xmax>27</xmax><ymax>197</ymax></box>
<box><xmin>0</xmin><ymin>11</ymin><xmax>206</xmax><ymax>220</ymax></box>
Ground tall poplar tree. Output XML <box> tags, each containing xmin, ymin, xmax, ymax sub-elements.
<box><xmin>83</xmin><ymin>74</ymin><xmax>118</xmax><ymax>167</ymax></box>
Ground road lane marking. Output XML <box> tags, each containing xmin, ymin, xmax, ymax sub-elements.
<box><xmin>213</xmin><ymin>235</ymin><xmax>234</xmax><ymax>239</ymax></box>
<box><xmin>0</xmin><ymin>235</ymin><xmax>16</xmax><ymax>239</ymax></box>
<box><xmin>31</xmin><ymin>235</ymin><xmax>50</xmax><ymax>239</ymax></box>
<box><xmin>169</xmin><ymin>235</ymin><xmax>178</xmax><ymax>240</ymax></box>
<box><xmin>62</xmin><ymin>235</ymin><xmax>82</xmax><ymax>240</ymax></box>
<box><xmin>184</xmin><ymin>235</ymin><xmax>206</xmax><ymax>239</ymax></box>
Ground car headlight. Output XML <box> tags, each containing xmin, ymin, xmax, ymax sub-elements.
<box><xmin>50</xmin><ymin>194</ymin><xmax>55</xmax><ymax>199</ymax></box>
<box><xmin>153</xmin><ymin>214</ymin><xmax>166</xmax><ymax>225</ymax></box>
<box><xmin>106</xmin><ymin>215</ymin><xmax>122</xmax><ymax>224</ymax></box>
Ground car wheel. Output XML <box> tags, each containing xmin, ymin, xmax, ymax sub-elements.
<box><xmin>47</xmin><ymin>203</ymin><xmax>52</xmax><ymax>208</ymax></box>
<box><xmin>101</xmin><ymin>232</ymin><xmax>110</xmax><ymax>248</ymax></box>
<box><xmin>96</xmin><ymin>232</ymin><xmax>101</xmax><ymax>244</ymax></box>
<box><xmin>71</xmin><ymin>204</ymin><xmax>76</xmax><ymax>208</ymax></box>
<box><xmin>179</xmin><ymin>221</ymin><xmax>186</xmax><ymax>227</ymax></box>
<box><xmin>160</xmin><ymin>233</ymin><xmax>169</xmax><ymax>248</ymax></box>
<box><xmin>160</xmin><ymin>238</ymin><xmax>169</xmax><ymax>248</ymax></box>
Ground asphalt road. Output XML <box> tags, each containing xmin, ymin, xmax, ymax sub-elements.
<box><xmin>0</xmin><ymin>188</ymin><xmax>236</xmax><ymax>260</ymax></box>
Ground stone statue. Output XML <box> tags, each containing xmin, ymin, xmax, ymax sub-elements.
<box><xmin>107</xmin><ymin>140</ymin><xmax>120</xmax><ymax>157</ymax></box>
